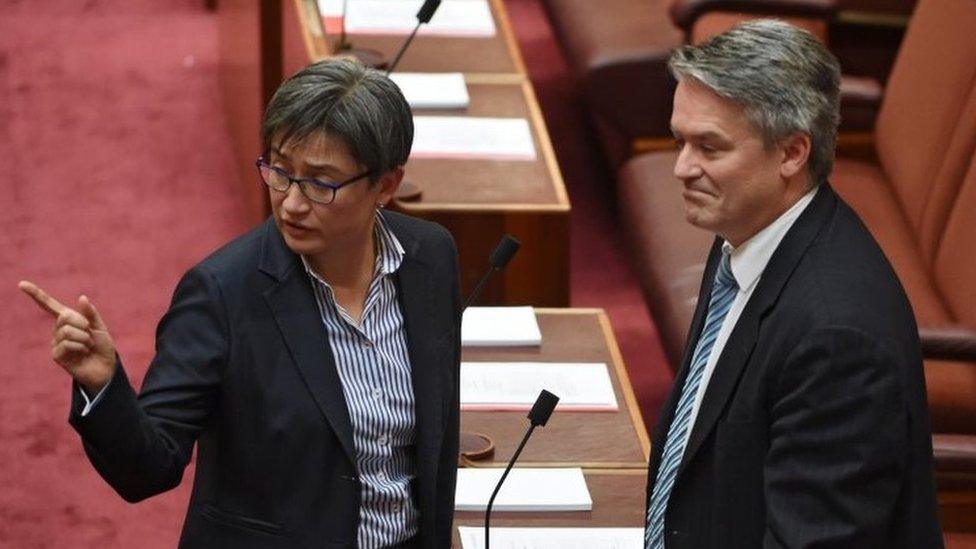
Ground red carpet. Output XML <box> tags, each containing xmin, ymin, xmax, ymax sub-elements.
<box><xmin>0</xmin><ymin>0</ymin><xmax>670</xmax><ymax>546</ymax></box>
<box><xmin>1</xmin><ymin>2</ymin><xmax>246</xmax><ymax>547</ymax></box>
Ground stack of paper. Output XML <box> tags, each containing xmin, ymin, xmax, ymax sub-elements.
<box><xmin>460</xmin><ymin>362</ymin><xmax>618</xmax><ymax>411</ymax></box>
<box><xmin>389</xmin><ymin>73</ymin><xmax>470</xmax><ymax>109</ymax></box>
<box><xmin>457</xmin><ymin>527</ymin><xmax>644</xmax><ymax>549</ymax></box>
<box><xmin>455</xmin><ymin>467</ymin><xmax>592</xmax><ymax>512</ymax></box>
<box><xmin>411</xmin><ymin>116</ymin><xmax>537</xmax><ymax>161</ymax></box>
<box><xmin>461</xmin><ymin>307</ymin><xmax>541</xmax><ymax>347</ymax></box>
<box><xmin>318</xmin><ymin>0</ymin><xmax>497</xmax><ymax>37</ymax></box>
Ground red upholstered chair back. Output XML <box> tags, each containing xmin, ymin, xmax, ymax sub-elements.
<box><xmin>874</xmin><ymin>0</ymin><xmax>976</xmax><ymax>263</ymax></box>
<box><xmin>934</xmin><ymin>154</ymin><xmax>976</xmax><ymax>328</ymax></box>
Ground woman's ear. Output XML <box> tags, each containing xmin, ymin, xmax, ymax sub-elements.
<box><xmin>375</xmin><ymin>167</ymin><xmax>404</xmax><ymax>207</ymax></box>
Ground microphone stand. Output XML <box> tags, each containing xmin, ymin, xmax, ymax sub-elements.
<box><xmin>333</xmin><ymin>0</ymin><xmax>388</xmax><ymax>68</ymax></box>
<box><xmin>481</xmin><ymin>389</ymin><xmax>559</xmax><ymax>549</ymax></box>
<box><xmin>484</xmin><ymin>426</ymin><xmax>535</xmax><ymax>549</ymax></box>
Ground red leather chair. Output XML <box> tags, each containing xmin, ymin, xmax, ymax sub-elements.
<box><xmin>616</xmin><ymin>0</ymin><xmax>976</xmax><ymax>532</ymax></box>
<box><xmin>542</xmin><ymin>0</ymin><xmax>910</xmax><ymax>166</ymax></box>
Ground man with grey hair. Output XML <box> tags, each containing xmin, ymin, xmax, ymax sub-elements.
<box><xmin>643</xmin><ymin>20</ymin><xmax>941</xmax><ymax>548</ymax></box>
<box><xmin>21</xmin><ymin>58</ymin><xmax>460</xmax><ymax>548</ymax></box>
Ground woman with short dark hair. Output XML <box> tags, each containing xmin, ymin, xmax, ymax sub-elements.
<box><xmin>21</xmin><ymin>58</ymin><xmax>460</xmax><ymax>549</ymax></box>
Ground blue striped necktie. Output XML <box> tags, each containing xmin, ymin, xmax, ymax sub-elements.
<box><xmin>645</xmin><ymin>248</ymin><xmax>738</xmax><ymax>548</ymax></box>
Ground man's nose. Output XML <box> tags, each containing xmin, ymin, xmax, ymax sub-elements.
<box><xmin>673</xmin><ymin>144</ymin><xmax>702</xmax><ymax>181</ymax></box>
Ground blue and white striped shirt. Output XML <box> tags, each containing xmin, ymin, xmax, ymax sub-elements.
<box><xmin>303</xmin><ymin>214</ymin><xmax>418</xmax><ymax>548</ymax></box>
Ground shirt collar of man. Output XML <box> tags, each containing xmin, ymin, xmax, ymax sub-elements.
<box><xmin>723</xmin><ymin>185</ymin><xmax>819</xmax><ymax>294</ymax></box>
<box><xmin>300</xmin><ymin>212</ymin><xmax>406</xmax><ymax>287</ymax></box>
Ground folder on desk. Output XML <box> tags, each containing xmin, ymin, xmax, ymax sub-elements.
<box><xmin>457</xmin><ymin>527</ymin><xmax>645</xmax><ymax>549</ymax></box>
<box><xmin>318</xmin><ymin>0</ymin><xmax>497</xmax><ymax>37</ymax></box>
<box><xmin>460</xmin><ymin>362</ymin><xmax>619</xmax><ymax>411</ymax></box>
<box><xmin>411</xmin><ymin>116</ymin><xmax>537</xmax><ymax>161</ymax></box>
<box><xmin>455</xmin><ymin>468</ymin><xmax>592</xmax><ymax>512</ymax></box>
<box><xmin>461</xmin><ymin>306</ymin><xmax>542</xmax><ymax>347</ymax></box>
<box><xmin>389</xmin><ymin>73</ymin><xmax>469</xmax><ymax>109</ymax></box>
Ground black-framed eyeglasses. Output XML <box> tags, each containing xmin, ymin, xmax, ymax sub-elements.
<box><xmin>256</xmin><ymin>157</ymin><xmax>372</xmax><ymax>205</ymax></box>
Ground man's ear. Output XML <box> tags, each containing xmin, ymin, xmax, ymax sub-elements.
<box><xmin>780</xmin><ymin>132</ymin><xmax>811</xmax><ymax>180</ymax></box>
<box><xmin>375</xmin><ymin>167</ymin><xmax>404</xmax><ymax>207</ymax></box>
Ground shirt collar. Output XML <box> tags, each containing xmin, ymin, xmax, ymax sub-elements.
<box><xmin>723</xmin><ymin>186</ymin><xmax>819</xmax><ymax>293</ymax></box>
<box><xmin>301</xmin><ymin>211</ymin><xmax>405</xmax><ymax>287</ymax></box>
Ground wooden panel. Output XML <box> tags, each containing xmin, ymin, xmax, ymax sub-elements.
<box><xmin>217</xmin><ymin>0</ymin><xmax>283</xmax><ymax>225</ymax></box>
<box><xmin>460</xmin><ymin>311</ymin><xmax>649</xmax><ymax>465</ymax></box>
<box><xmin>411</xmin><ymin>210</ymin><xmax>568</xmax><ymax>307</ymax></box>
<box><xmin>452</xmin><ymin>470</ymin><xmax>648</xmax><ymax>547</ymax></box>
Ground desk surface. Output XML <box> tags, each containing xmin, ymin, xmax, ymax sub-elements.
<box><xmin>452</xmin><ymin>469</ymin><xmax>648</xmax><ymax>547</ymax></box>
<box><xmin>396</xmin><ymin>79</ymin><xmax>568</xmax><ymax>212</ymax></box>
<box><xmin>302</xmin><ymin>0</ymin><xmax>526</xmax><ymax>75</ymax></box>
<box><xmin>461</xmin><ymin>309</ymin><xmax>651</xmax><ymax>467</ymax></box>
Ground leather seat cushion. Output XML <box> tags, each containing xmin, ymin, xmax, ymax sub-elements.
<box><xmin>617</xmin><ymin>151</ymin><xmax>713</xmax><ymax>369</ymax></box>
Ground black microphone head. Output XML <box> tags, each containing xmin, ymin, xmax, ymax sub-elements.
<box><xmin>528</xmin><ymin>390</ymin><xmax>559</xmax><ymax>427</ymax></box>
<box><xmin>416</xmin><ymin>0</ymin><xmax>442</xmax><ymax>23</ymax></box>
<box><xmin>489</xmin><ymin>234</ymin><xmax>521</xmax><ymax>269</ymax></box>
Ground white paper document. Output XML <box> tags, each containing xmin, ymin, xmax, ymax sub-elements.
<box><xmin>411</xmin><ymin>116</ymin><xmax>537</xmax><ymax>160</ymax></box>
<box><xmin>458</xmin><ymin>527</ymin><xmax>645</xmax><ymax>549</ymax></box>
<box><xmin>460</xmin><ymin>362</ymin><xmax>619</xmax><ymax>411</ymax></box>
<box><xmin>318</xmin><ymin>0</ymin><xmax>497</xmax><ymax>37</ymax></box>
<box><xmin>455</xmin><ymin>468</ymin><xmax>592</xmax><ymax>512</ymax></box>
<box><xmin>389</xmin><ymin>72</ymin><xmax>469</xmax><ymax>109</ymax></box>
<box><xmin>461</xmin><ymin>306</ymin><xmax>541</xmax><ymax>347</ymax></box>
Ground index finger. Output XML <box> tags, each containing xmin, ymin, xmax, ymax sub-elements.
<box><xmin>18</xmin><ymin>280</ymin><xmax>67</xmax><ymax>317</ymax></box>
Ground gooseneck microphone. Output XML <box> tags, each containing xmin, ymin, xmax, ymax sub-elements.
<box><xmin>463</xmin><ymin>235</ymin><xmax>521</xmax><ymax>311</ymax></box>
<box><xmin>387</xmin><ymin>0</ymin><xmax>442</xmax><ymax>73</ymax></box>
<box><xmin>484</xmin><ymin>390</ymin><xmax>560</xmax><ymax>549</ymax></box>
<box><xmin>337</xmin><ymin>0</ymin><xmax>350</xmax><ymax>50</ymax></box>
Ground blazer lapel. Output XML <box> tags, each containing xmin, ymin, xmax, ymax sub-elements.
<box><xmin>650</xmin><ymin>237</ymin><xmax>723</xmax><ymax>473</ymax></box>
<box><xmin>394</xmin><ymin>230</ymin><xmax>445</xmax><ymax>479</ymax></box>
<box><xmin>678</xmin><ymin>185</ymin><xmax>838</xmax><ymax>474</ymax></box>
<box><xmin>258</xmin><ymin>220</ymin><xmax>358</xmax><ymax>466</ymax></box>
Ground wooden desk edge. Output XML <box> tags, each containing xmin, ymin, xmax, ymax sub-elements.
<box><xmin>532</xmin><ymin>308</ymin><xmax>652</xmax><ymax>461</ymax></box>
<box><xmin>521</xmin><ymin>79</ymin><xmax>570</xmax><ymax>207</ymax></box>
<box><xmin>493</xmin><ymin>0</ymin><xmax>529</xmax><ymax>76</ymax></box>
<box><xmin>395</xmin><ymin>80</ymin><xmax>570</xmax><ymax>213</ymax></box>
<box><xmin>597</xmin><ymin>310</ymin><xmax>652</xmax><ymax>462</ymax></box>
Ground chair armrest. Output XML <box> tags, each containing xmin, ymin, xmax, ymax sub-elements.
<box><xmin>670</xmin><ymin>0</ymin><xmax>839</xmax><ymax>33</ymax></box>
<box><xmin>933</xmin><ymin>434</ymin><xmax>976</xmax><ymax>475</ymax></box>
<box><xmin>920</xmin><ymin>326</ymin><xmax>976</xmax><ymax>362</ymax></box>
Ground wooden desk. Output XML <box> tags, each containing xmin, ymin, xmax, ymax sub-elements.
<box><xmin>461</xmin><ymin>309</ymin><xmax>650</xmax><ymax>468</ymax></box>
<box><xmin>392</xmin><ymin>78</ymin><xmax>569</xmax><ymax>306</ymax></box>
<box><xmin>452</xmin><ymin>469</ymin><xmax>648</xmax><ymax>547</ymax></box>
<box><xmin>299</xmin><ymin>1</ymin><xmax>570</xmax><ymax>306</ymax></box>
<box><xmin>302</xmin><ymin>0</ymin><xmax>527</xmax><ymax>75</ymax></box>
<box><xmin>218</xmin><ymin>0</ymin><xmax>571</xmax><ymax>305</ymax></box>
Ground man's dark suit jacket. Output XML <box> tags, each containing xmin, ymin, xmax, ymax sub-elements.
<box><xmin>648</xmin><ymin>184</ymin><xmax>943</xmax><ymax>548</ymax></box>
<box><xmin>68</xmin><ymin>211</ymin><xmax>461</xmax><ymax>549</ymax></box>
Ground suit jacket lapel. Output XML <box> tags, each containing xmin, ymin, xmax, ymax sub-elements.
<box><xmin>677</xmin><ymin>185</ymin><xmax>838</xmax><ymax>475</ymax></box>
<box><xmin>258</xmin><ymin>220</ymin><xmax>358</xmax><ymax>466</ymax></box>
<box><xmin>394</xmin><ymin>229</ymin><xmax>445</xmax><ymax>481</ymax></box>
<box><xmin>650</xmin><ymin>237</ymin><xmax>723</xmax><ymax>475</ymax></box>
